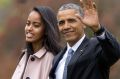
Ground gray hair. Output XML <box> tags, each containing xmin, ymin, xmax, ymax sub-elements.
<box><xmin>58</xmin><ymin>3</ymin><xmax>84</xmax><ymax>17</ymax></box>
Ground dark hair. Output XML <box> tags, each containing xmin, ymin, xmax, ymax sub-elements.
<box><xmin>26</xmin><ymin>6</ymin><xmax>61</xmax><ymax>55</ymax></box>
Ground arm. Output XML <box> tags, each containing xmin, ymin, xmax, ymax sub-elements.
<box><xmin>95</xmin><ymin>26</ymin><xmax>120</xmax><ymax>66</ymax></box>
<box><xmin>79</xmin><ymin>0</ymin><xmax>120</xmax><ymax>66</ymax></box>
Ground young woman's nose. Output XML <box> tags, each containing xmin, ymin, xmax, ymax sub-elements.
<box><xmin>28</xmin><ymin>24</ymin><xmax>33</xmax><ymax>31</ymax></box>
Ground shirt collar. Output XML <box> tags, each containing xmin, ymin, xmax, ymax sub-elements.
<box><xmin>33</xmin><ymin>47</ymin><xmax>47</xmax><ymax>58</ymax></box>
<box><xmin>67</xmin><ymin>34</ymin><xmax>85</xmax><ymax>52</ymax></box>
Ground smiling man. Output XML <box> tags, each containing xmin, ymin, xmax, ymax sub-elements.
<box><xmin>49</xmin><ymin>0</ymin><xmax>120</xmax><ymax>79</ymax></box>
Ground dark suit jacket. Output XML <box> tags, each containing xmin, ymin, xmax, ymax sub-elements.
<box><xmin>49</xmin><ymin>28</ymin><xmax>120</xmax><ymax>79</ymax></box>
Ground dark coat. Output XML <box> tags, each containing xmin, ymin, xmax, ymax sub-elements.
<box><xmin>49</xmin><ymin>28</ymin><xmax>120</xmax><ymax>79</ymax></box>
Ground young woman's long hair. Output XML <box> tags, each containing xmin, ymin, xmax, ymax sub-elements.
<box><xmin>26</xmin><ymin>6</ymin><xmax>61</xmax><ymax>55</ymax></box>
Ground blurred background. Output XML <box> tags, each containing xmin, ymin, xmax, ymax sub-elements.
<box><xmin>0</xmin><ymin>0</ymin><xmax>120</xmax><ymax>79</ymax></box>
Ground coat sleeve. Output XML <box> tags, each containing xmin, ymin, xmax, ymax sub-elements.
<box><xmin>95</xmin><ymin>26</ymin><xmax>120</xmax><ymax>66</ymax></box>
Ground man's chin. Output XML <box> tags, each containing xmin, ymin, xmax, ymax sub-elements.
<box><xmin>65</xmin><ymin>37</ymin><xmax>74</xmax><ymax>42</ymax></box>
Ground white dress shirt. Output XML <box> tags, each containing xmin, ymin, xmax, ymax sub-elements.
<box><xmin>55</xmin><ymin>34</ymin><xmax>85</xmax><ymax>79</ymax></box>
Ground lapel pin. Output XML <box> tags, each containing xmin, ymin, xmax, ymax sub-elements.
<box><xmin>80</xmin><ymin>50</ymin><xmax>83</xmax><ymax>52</ymax></box>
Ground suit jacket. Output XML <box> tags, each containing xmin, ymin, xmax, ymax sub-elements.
<box><xmin>49</xmin><ymin>28</ymin><xmax>120</xmax><ymax>79</ymax></box>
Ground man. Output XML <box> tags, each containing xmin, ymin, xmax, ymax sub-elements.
<box><xmin>49</xmin><ymin>0</ymin><xmax>120</xmax><ymax>79</ymax></box>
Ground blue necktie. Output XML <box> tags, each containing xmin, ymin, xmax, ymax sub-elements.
<box><xmin>63</xmin><ymin>48</ymin><xmax>74</xmax><ymax>79</ymax></box>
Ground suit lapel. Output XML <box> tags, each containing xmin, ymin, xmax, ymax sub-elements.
<box><xmin>69</xmin><ymin>36</ymin><xmax>89</xmax><ymax>66</ymax></box>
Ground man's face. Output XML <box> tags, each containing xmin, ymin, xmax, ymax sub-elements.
<box><xmin>57</xmin><ymin>9</ymin><xmax>85</xmax><ymax>46</ymax></box>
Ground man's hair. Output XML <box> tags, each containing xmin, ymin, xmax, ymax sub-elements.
<box><xmin>58</xmin><ymin>3</ymin><xmax>84</xmax><ymax>17</ymax></box>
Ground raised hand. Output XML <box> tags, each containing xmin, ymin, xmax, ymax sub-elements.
<box><xmin>78</xmin><ymin>0</ymin><xmax>101</xmax><ymax>32</ymax></box>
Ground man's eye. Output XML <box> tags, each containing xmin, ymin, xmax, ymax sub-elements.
<box><xmin>58</xmin><ymin>20</ymin><xmax>65</xmax><ymax>26</ymax></box>
<box><xmin>68</xmin><ymin>19</ymin><xmax>76</xmax><ymax>23</ymax></box>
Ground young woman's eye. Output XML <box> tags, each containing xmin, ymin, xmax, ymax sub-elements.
<box><xmin>33</xmin><ymin>23</ymin><xmax>41</xmax><ymax>27</ymax></box>
<box><xmin>26</xmin><ymin>21</ymin><xmax>30</xmax><ymax>26</ymax></box>
<box><xmin>34</xmin><ymin>24</ymin><xmax>40</xmax><ymax>27</ymax></box>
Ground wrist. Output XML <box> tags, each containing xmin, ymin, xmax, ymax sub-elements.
<box><xmin>91</xmin><ymin>24</ymin><xmax>101</xmax><ymax>32</ymax></box>
<box><xmin>94</xmin><ymin>25</ymin><xmax>105</xmax><ymax>36</ymax></box>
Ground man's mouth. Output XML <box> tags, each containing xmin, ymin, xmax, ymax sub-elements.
<box><xmin>63</xmin><ymin>30</ymin><xmax>74</xmax><ymax>34</ymax></box>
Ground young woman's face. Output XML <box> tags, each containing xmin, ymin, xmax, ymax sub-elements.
<box><xmin>25</xmin><ymin>11</ymin><xmax>45</xmax><ymax>43</ymax></box>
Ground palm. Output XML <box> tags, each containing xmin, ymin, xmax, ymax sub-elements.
<box><xmin>80</xmin><ymin>0</ymin><xmax>100</xmax><ymax>32</ymax></box>
<box><xmin>82</xmin><ymin>8</ymin><xmax>99</xmax><ymax>27</ymax></box>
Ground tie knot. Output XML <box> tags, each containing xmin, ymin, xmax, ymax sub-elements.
<box><xmin>68</xmin><ymin>48</ymin><xmax>74</xmax><ymax>55</ymax></box>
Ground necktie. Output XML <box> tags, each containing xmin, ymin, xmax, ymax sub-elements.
<box><xmin>63</xmin><ymin>48</ymin><xmax>74</xmax><ymax>79</ymax></box>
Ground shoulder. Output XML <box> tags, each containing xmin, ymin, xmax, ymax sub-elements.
<box><xmin>43</xmin><ymin>47</ymin><xmax>55</xmax><ymax>59</ymax></box>
<box><xmin>88</xmin><ymin>37</ymin><xmax>101</xmax><ymax>48</ymax></box>
<box><xmin>19</xmin><ymin>49</ymin><xmax>27</xmax><ymax>60</ymax></box>
<box><xmin>90</xmin><ymin>37</ymin><xmax>99</xmax><ymax>43</ymax></box>
<box><xmin>46</xmin><ymin>51</ymin><xmax>54</xmax><ymax>57</ymax></box>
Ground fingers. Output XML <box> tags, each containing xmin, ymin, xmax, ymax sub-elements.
<box><xmin>80</xmin><ymin>0</ymin><xmax>84</xmax><ymax>8</ymax></box>
<box><xmin>80</xmin><ymin>0</ymin><xmax>96</xmax><ymax>10</ymax></box>
<box><xmin>86</xmin><ymin>0</ymin><xmax>93</xmax><ymax>9</ymax></box>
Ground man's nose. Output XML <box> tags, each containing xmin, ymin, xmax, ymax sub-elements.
<box><xmin>63</xmin><ymin>21</ymin><xmax>70</xmax><ymax>29</ymax></box>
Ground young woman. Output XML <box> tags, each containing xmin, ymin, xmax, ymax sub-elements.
<box><xmin>12</xmin><ymin>6</ymin><xmax>61</xmax><ymax>79</ymax></box>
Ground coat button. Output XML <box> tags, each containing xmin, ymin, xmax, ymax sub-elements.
<box><xmin>31</xmin><ymin>57</ymin><xmax>35</xmax><ymax>61</ymax></box>
<box><xmin>26</xmin><ymin>77</ymin><xmax>30</xmax><ymax>79</ymax></box>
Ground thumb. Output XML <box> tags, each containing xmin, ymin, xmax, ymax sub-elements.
<box><xmin>75</xmin><ymin>13</ymin><xmax>84</xmax><ymax>23</ymax></box>
<box><xmin>75</xmin><ymin>14</ymin><xmax>86</xmax><ymax>28</ymax></box>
